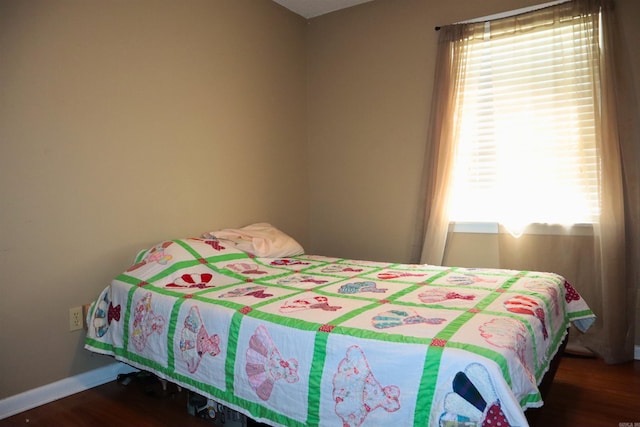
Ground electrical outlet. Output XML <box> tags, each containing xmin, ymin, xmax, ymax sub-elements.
<box><xmin>69</xmin><ymin>306</ymin><xmax>83</xmax><ymax>331</ymax></box>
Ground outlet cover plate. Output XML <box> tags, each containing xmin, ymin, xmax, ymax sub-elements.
<box><xmin>69</xmin><ymin>306</ymin><xmax>83</xmax><ymax>331</ymax></box>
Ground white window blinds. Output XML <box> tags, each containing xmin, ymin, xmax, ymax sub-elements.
<box><xmin>448</xmin><ymin>9</ymin><xmax>601</xmax><ymax>233</ymax></box>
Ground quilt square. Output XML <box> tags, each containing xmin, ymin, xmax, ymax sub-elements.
<box><xmin>302</xmin><ymin>263</ymin><xmax>380</xmax><ymax>278</ymax></box>
<box><xmin>124</xmin><ymin>240</ymin><xmax>194</xmax><ymax>279</ymax></box>
<box><xmin>340</xmin><ymin>259</ymin><xmax>392</xmax><ymax>268</ymax></box>
<box><xmin>320</xmin><ymin>278</ymin><xmax>412</xmax><ymax>299</ymax></box>
<box><xmin>87</xmin><ymin>281</ymin><xmax>129</xmax><ymax>349</ymax></box>
<box><xmin>180</xmin><ymin>237</ymin><xmax>247</xmax><ymax>259</ymax></box>
<box><xmin>340</xmin><ymin>304</ymin><xmax>460</xmax><ymax>339</ymax></box>
<box><xmin>233</xmin><ymin>318</ymin><xmax>315</xmax><ymax>423</ymax></box>
<box><xmin>318</xmin><ymin>334</ymin><xmax>428</xmax><ymax>427</ymax></box>
<box><xmin>449</xmin><ymin>313</ymin><xmax>537</xmax><ymax>376</ymax></box>
<box><xmin>391</xmin><ymin>263</ymin><xmax>449</xmax><ymax>272</ymax></box>
<box><xmin>396</xmin><ymin>285</ymin><xmax>492</xmax><ymax>309</ymax></box>
<box><xmin>173</xmin><ymin>301</ymin><xmax>234</xmax><ymax>390</ymax></box>
<box><xmin>201</xmin><ymin>283</ymin><xmax>297</xmax><ymax>305</ymax></box>
<box><xmin>508</xmin><ymin>275</ymin><xmax>564</xmax><ymax>308</ymax></box>
<box><xmin>362</xmin><ymin>268</ymin><xmax>440</xmax><ymax>284</ymax></box>
<box><xmin>483</xmin><ymin>292</ymin><xmax>554</xmax><ymax>349</ymax></box>
<box><xmin>258</xmin><ymin>257</ymin><xmax>325</xmax><ymax>271</ymax></box>
<box><xmin>258</xmin><ymin>293</ymin><xmax>370</xmax><ymax>325</ymax></box>
<box><xmin>296</xmin><ymin>255</ymin><xmax>342</xmax><ymax>263</ymax></box>
<box><xmin>261</xmin><ymin>273</ymin><xmax>341</xmax><ymax>289</ymax></box>
<box><xmin>431</xmin><ymin>347</ymin><xmax>530</xmax><ymax>427</ymax></box>
<box><xmin>144</xmin><ymin>265</ymin><xmax>241</xmax><ymax>293</ymax></box>
<box><xmin>126</xmin><ymin>288</ymin><xmax>174</xmax><ymax>367</ymax></box>
<box><xmin>214</xmin><ymin>260</ymin><xmax>290</xmax><ymax>280</ymax></box>
<box><xmin>428</xmin><ymin>269</ymin><xmax>512</xmax><ymax>289</ymax></box>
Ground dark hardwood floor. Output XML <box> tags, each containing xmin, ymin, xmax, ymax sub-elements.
<box><xmin>1</xmin><ymin>355</ymin><xmax>638</xmax><ymax>426</ymax></box>
<box><xmin>0</xmin><ymin>372</ymin><xmax>213</xmax><ymax>427</ymax></box>
<box><xmin>532</xmin><ymin>355</ymin><xmax>640</xmax><ymax>427</ymax></box>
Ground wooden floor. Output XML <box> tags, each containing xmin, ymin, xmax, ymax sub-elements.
<box><xmin>1</xmin><ymin>355</ymin><xmax>639</xmax><ymax>427</ymax></box>
<box><xmin>531</xmin><ymin>355</ymin><xmax>640</xmax><ymax>427</ymax></box>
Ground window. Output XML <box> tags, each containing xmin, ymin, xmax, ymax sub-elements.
<box><xmin>447</xmin><ymin>8</ymin><xmax>601</xmax><ymax>235</ymax></box>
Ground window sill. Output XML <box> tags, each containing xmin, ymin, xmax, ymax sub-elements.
<box><xmin>451</xmin><ymin>222</ymin><xmax>595</xmax><ymax>236</ymax></box>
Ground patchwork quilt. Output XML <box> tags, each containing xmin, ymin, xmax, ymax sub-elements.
<box><xmin>85</xmin><ymin>238</ymin><xmax>595</xmax><ymax>427</ymax></box>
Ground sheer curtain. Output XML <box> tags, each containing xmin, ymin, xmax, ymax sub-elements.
<box><xmin>417</xmin><ymin>0</ymin><xmax>638</xmax><ymax>363</ymax></box>
<box><xmin>417</xmin><ymin>24</ymin><xmax>469</xmax><ymax>267</ymax></box>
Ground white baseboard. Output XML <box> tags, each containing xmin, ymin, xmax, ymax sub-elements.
<box><xmin>0</xmin><ymin>362</ymin><xmax>138</xmax><ymax>420</ymax></box>
<box><xmin>635</xmin><ymin>345</ymin><xmax>640</xmax><ymax>361</ymax></box>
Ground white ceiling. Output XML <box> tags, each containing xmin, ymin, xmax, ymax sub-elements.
<box><xmin>271</xmin><ymin>0</ymin><xmax>374</xmax><ymax>18</ymax></box>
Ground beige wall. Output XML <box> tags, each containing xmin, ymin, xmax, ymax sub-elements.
<box><xmin>0</xmin><ymin>0</ymin><xmax>307</xmax><ymax>398</ymax></box>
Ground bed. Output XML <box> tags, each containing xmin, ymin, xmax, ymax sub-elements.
<box><xmin>84</xmin><ymin>224</ymin><xmax>595</xmax><ymax>427</ymax></box>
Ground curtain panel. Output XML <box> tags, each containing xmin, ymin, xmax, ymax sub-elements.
<box><xmin>417</xmin><ymin>0</ymin><xmax>638</xmax><ymax>363</ymax></box>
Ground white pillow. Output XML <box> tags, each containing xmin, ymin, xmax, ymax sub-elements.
<box><xmin>203</xmin><ymin>223</ymin><xmax>304</xmax><ymax>257</ymax></box>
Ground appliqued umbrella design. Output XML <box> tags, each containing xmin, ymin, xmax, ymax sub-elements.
<box><xmin>166</xmin><ymin>273</ymin><xmax>214</xmax><ymax>289</ymax></box>
<box><xmin>504</xmin><ymin>295</ymin><xmax>548</xmax><ymax>339</ymax></box>
<box><xmin>479</xmin><ymin>317</ymin><xmax>534</xmax><ymax>382</ymax></box>
<box><xmin>279</xmin><ymin>295</ymin><xmax>342</xmax><ymax>313</ymax></box>
<box><xmin>418</xmin><ymin>288</ymin><xmax>476</xmax><ymax>304</ymax></box>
